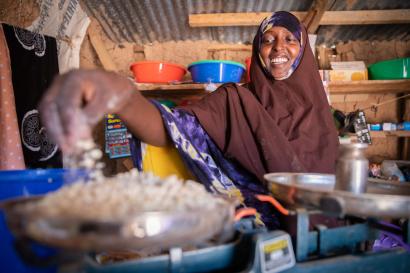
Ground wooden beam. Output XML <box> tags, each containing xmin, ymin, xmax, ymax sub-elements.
<box><xmin>321</xmin><ymin>9</ymin><xmax>410</xmax><ymax>25</ymax></box>
<box><xmin>302</xmin><ymin>0</ymin><xmax>328</xmax><ymax>33</ymax></box>
<box><xmin>88</xmin><ymin>19</ymin><xmax>118</xmax><ymax>71</ymax></box>
<box><xmin>190</xmin><ymin>12</ymin><xmax>293</xmax><ymax>27</ymax></box>
<box><xmin>207</xmin><ymin>44</ymin><xmax>252</xmax><ymax>52</ymax></box>
<box><xmin>189</xmin><ymin>9</ymin><xmax>410</xmax><ymax>27</ymax></box>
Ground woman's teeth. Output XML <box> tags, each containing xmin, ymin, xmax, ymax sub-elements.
<box><xmin>271</xmin><ymin>57</ymin><xmax>288</xmax><ymax>64</ymax></box>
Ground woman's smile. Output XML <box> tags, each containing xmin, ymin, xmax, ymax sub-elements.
<box><xmin>271</xmin><ymin>56</ymin><xmax>289</xmax><ymax>65</ymax></box>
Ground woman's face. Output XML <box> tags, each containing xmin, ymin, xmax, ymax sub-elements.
<box><xmin>260</xmin><ymin>26</ymin><xmax>301</xmax><ymax>79</ymax></box>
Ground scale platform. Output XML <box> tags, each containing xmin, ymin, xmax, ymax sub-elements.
<box><xmin>85</xmin><ymin>229</ymin><xmax>294</xmax><ymax>273</ymax></box>
<box><xmin>82</xmin><ymin>215</ymin><xmax>410</xmax><ymax>273</ymax></box>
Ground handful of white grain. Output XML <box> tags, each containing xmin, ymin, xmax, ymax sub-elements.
<box><xmin>63</xmin><ymin>139</ymin><xmax>105</xmax><ymax>180</ymax></box>
<box><xmin>24</xmin><ymin>169</ymin><xmax>225</xmax><ymax>221</ymax></box>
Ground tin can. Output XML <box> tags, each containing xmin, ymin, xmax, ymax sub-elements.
<box><xmin>335</xmin><ymin>143</ymin><xmax>368</xmax><ymax>194</ymax></box>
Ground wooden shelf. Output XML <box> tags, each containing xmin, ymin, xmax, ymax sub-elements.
<box><xmin>137</xmin><ymin>83</ymin><xmax>216</xmax><ymax>97</ymax></box>
<box><xmin>350</xmin><ymin>131</ymin><xmax>410</xmax><ymax>139</ymax></box>
<box><xmin>369</xmin><ymin>131</ymin><xmax>410</xmax><ymax>138</ymax></box>
<box><xmin>327</xmin><ymin>80</ymin><xmax>410</xmax><ymax>94</ymax></box>
<box><xmin>136</xmin><ymin>80</ymin><xmax>410</xmax><ymax>95</ymax></box>
<box><xmin>136</xmin><ymin>83</ymin><xmax>219</xmax><ymax>91</ymax></box>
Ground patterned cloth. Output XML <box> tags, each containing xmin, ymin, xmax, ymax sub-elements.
<box><xmin>0</xmin><ymin>25</ymin><xmax>25</xmax><ymax>170</ymax></box>
<box><xmin>372</xmin><ymin>221</ymin><xmax>410</xmax><ymax>252</ymax></box>
<box><xmin>2</xmin><ymin>23</ymin><xmax>62</xmax><ymax>168</ymax></box>
<box><xmin>132</xmin><ymin>101</ymin><xmax>280</xmax><ymax>230</ymax></box>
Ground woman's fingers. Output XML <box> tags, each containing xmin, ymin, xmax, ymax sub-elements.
<box><xmin>39</xmin><ymin>69</ymin><xmax>136</xmax><ymax>154</ymax></box>
<box><xmin>40</xmin><ymin>100</ymin><xmax>68</xmax><ymax>152</ymax></box>
<box><xmin>82</xmin><ymin>71</ymin><xmax>135</xmax><ymax>124</ymax></box>
<box><xmin>39</xmin><ymin>76</ymin><xmax>69</xmax><ymax>152</ymax></box>
<box><xmin>40</xmin><ymin>71</ymin><xmax>93</xmax><ymax>153</ymax></box>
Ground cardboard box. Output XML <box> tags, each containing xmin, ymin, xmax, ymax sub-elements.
<box><xmin>328</xmin><ymin>61</ymin><xmax>368</xmax><ymax>81</ymax></box>
<box><xmin>330</xmin><ymin>61</ymin><xmax>366</xmax><ymax>70</ymax></box>
<box><xmin>329</xmin><ymin>69</ymin><xmax>368</xmax><ymax>81</ymax></box>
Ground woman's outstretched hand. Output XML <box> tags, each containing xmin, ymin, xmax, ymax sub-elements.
<box><xmin>39</xmin><ymin>69</ymin><xmax>136</xmax><ymax>154</ymax></box>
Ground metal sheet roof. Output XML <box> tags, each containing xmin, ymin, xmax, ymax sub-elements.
<box><xmin>82</xmin><ymin>0</ymin><xmax>410</xmax><ymax>45</ymax></box>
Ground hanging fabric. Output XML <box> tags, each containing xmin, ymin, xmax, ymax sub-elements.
<box><xmin>1</xmin><ymin>23</ymin><xmax>62</xmax><ymax>168</ymax></box>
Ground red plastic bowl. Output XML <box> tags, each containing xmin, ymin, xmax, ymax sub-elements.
<box><xmin>130</xmin><ymin>61</ymin><xmax>186</xmax><ymax>83</ymax></box>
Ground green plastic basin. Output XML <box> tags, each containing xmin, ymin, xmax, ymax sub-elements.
<box><xmin>368</xmin><ymin>57</ymin><xmax>409</xmax><ymax>80</ymax></box>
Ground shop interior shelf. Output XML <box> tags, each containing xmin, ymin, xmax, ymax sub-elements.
<box><xmin>136</xmin><ymin>80</ymin><xmax>410</xmax><ymax>96</ymax></box>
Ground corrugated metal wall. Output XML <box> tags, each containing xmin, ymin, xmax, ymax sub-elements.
<box><xmin>82</xmin><ymin>0</ymin><xmax>410</xmax><ymax>45</ymax></box>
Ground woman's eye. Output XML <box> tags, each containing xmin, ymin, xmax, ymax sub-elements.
<box><xmin>286</xmin><ymin>36</ymin><xmax>297</xmax><ymax>43</ymax></box>
<box><xmin>263</xmin><ymin>37</ymin><xmax>274</xmax><ymax>44</ymax></box>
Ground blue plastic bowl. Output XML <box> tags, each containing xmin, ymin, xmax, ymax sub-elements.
<box><xmin>0</xmin><ymin>169</ymin><xmax>88</xmax><ymax>273</ymax></box>
<box><xmin>188</xmin><ymin>60</ymin><xmax>245</xmax><ymax>83</ymax></box>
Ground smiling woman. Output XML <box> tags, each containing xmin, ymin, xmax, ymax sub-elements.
<box><xmin>38</xmin><ymin>11</ymin><xmax>338</xmax><ymax>230</ymax></box>
<box><xmin>180</xmin><ymin>11</ymin><xmax>338</xmax><ymax>178</ymax></box>
<box><xmin>258</xmin><ymin>11</ymin><xmax>302</xmax><ymax>80</ymax></box>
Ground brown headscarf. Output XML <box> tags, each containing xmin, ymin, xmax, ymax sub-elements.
<box><xmin>180</xmin><ymin>11</ymin><xmax>338</xmax><ymax>182</ymax></box>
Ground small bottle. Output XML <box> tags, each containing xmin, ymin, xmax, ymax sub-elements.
<box><xmin>335</xmin><ymin>143</ymin><xmax>369</xmax><ymax>194</ymax></box>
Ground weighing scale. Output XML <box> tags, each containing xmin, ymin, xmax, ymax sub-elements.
<box><xmin>3</xmin><ymin>173</ymin><xmax>410</xmax><ymax>273</ymax></box>
<box><xmin>83</xmin><ymin>173</ymin><xmax>410</xmax><ymax>273</ymax></box>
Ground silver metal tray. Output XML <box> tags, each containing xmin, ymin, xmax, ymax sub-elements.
<box><xmin>2</xmin><ymin>196</ymin><xmax>235</xmax><ymax>251</ymax></box>
<box><xmin>264</xmin><ymin>173</ymin><xmax>410</xmax><ymax>218</ymax></box>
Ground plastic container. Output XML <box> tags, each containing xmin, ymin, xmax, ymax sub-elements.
<box><xmin>0</xmin><ymin>169</ymin><xmax>88</xmax><ymax>273</ymax></box>
<box><xmin>368</xmin><ymin>57</ymin><xmax>410</xmax><ymax>80</ymax></box>
<box><xmin>398</xmin><ymin>121</ymin><xmax>410</xmax><ymax>131</ymax></box>
<box><xmin>188</xmin><ymin>60</ymin><xmax>245</xmax><ymax>83</ymax></box>
<box><xmin>130</xmin><ymin>61</ymin><xmax>186</xmax><ymax>83</ymax></box>
<box><xmin>382</xmin><ymin>122</ymin><xmax>397</xmax><ymax>131</ymax></box>
<box><xmin>369</xmin><ymin>123</ymin><xmax>382</xmax><ymax>131</ymax></box>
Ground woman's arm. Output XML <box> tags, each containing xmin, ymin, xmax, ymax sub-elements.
<box><xmin>39</xmin><ymin>69</ymin><xmax>168</xmax><ymax>154</ymax></box>
<box><xmin>117</xmin><ymin>90</ymin><xmax>168</xmax><ymax>147</ymax></box>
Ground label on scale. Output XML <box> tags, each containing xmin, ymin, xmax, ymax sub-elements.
<box><xmin>259</xmin><ymin>233</ymin><xmax>295</xmax><ymax>273</ymax></box>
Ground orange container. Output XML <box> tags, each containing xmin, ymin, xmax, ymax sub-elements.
<box><xmin>130</xmin><ymin>61</ymin><xmax>187</xmax><ymax>83</ymax></box>
<box><xmin>245</xmin><ymin>57</ymin><xmax>251</xmax><ymax>82</ymax></box>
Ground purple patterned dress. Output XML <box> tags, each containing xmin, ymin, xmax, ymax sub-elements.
<box><xmin>131</xmin><ymin>101</ymin><xmax>281</xmax><ymax>230</ymax></box>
